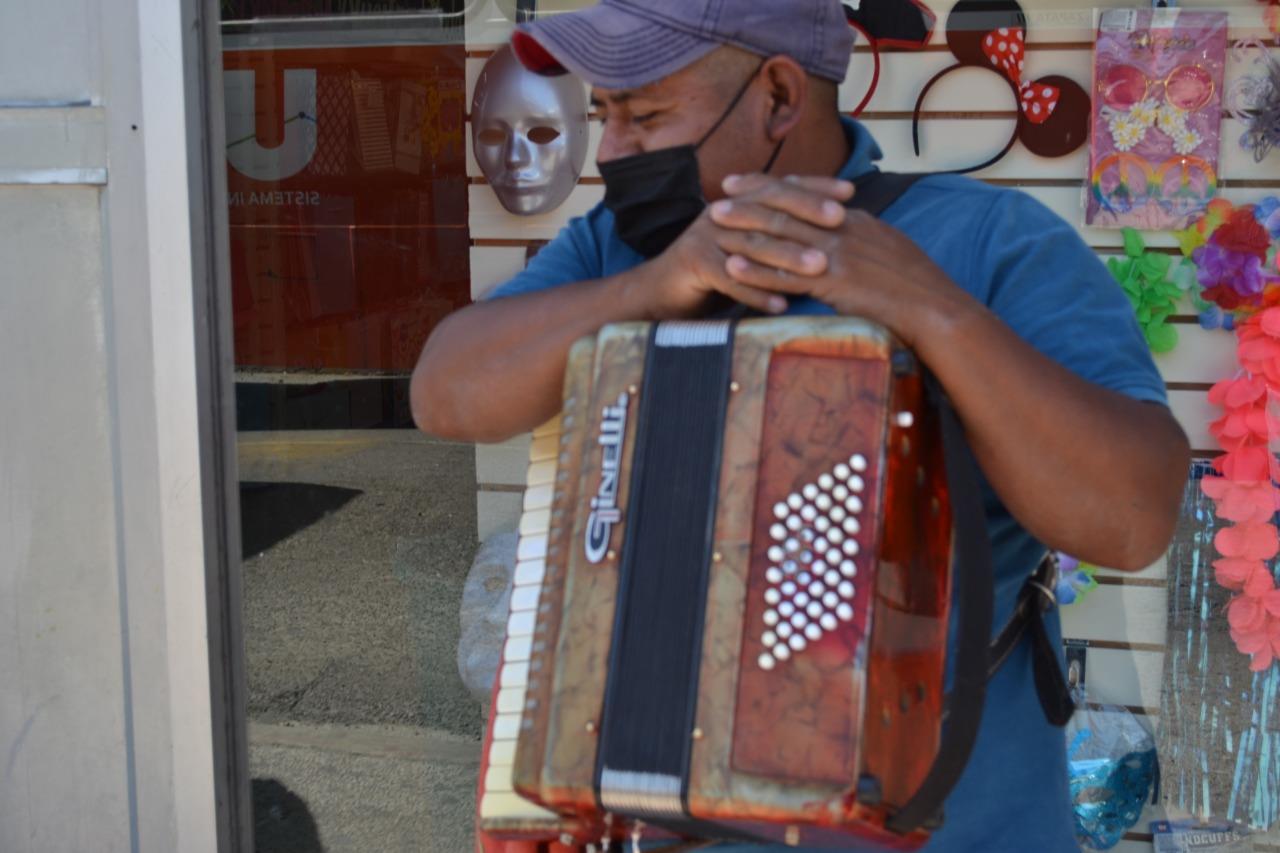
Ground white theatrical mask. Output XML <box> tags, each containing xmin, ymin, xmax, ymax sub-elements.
<box><xmin>471</xmin><ymin>45</ymin><xmax>588</xmax><ymax>216</ymax></box>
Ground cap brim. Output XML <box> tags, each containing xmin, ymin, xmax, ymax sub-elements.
<box><xmin>512</xmin><ymin>5</ymin><xmax>719</xmax><ymax>90</ymax></box>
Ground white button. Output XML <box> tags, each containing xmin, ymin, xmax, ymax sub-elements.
<box><xmin>803</xmin><ymin>484</ymin><xmax>819</xmax><ymax>500</ymax></box>
<box><xmin>830</xmin><ymin>506</ymin><xmax>847</xmax><ymax>523</ymax></box>
<box><xmin>837</xmin><ymin>602</ymin><xmax>854</xmax><ymax>621</ymax></box>
<box><xmin>843</xmin><ymin>518</ymin><xmax>860</xmax><ymax>535</ymax></box>
<box><xmin>786</xmin><ymin>515</ymin><xmax>803</xmax><ymax>531</ymax></box>
<box><xmin>781</xmin><ymin>581</ymin><xmax>796</xmax><ymax>596</ymax></box>
<box><xmin>806</xmin><ymin>601</ymin><xmax>823</xmax><ymax>620</ymax></box>
<box><xmin>788</xmin><ymin>634</ymin><xmax>806</xmax><ymax>652</ymax></box>
<box><xmin>816</xmin><ymin>494</ymin><xmax>833</xmax><ymax>511</ymax></box>
<box><xmin>766</xmin><ymin>567</ymin><xmax>783</xmax><ymax>584</ymax></box>
<box><xmin>841</xmin><ymin>560</ymin><xmax>857</xmax><ymax>578</ymax></box>
<box><xmin>839</xmin><ymin>581</ymin><xmax>855</xmax><ymax>599</ymax></box>
<box><xmin>823</xmin><ymin>592</ymin><xmax>839</xmax><ymax>609</ymax></box>
<box><xmin>825</xmin><ymin>569</ymin><xmax>841</xmax><ymax>587</ymax></box>
<box><xmin>827</xmin><ymin>528</ymin><xmax>844</xmax><ymax>545</ymax></box>
<box><xmin>791</xmin><ymin>612</ymin><xmax>807</xmax><ymax>629</ymax></box>
<box><xmin>794</xmin><ymin>591</ymin><xmax>810</xmax><ymax>608</ymax></box>
<box><xmin>842</xmin><ymin>539</ymin><xmax>859</xmax><ymax>556</ymax></box>
<box><xmin>818</xmin><ymin>473</ymin><xmax>835</xmax><ymax>490</ymax></box>
<box><xmin>765</xmin><ymin>589</ymin><xmax>781</xmax><ymax>605</ymax></box>
<box><xmin>787</xmin><ymin>493</ymin><xmax>804</xmax><ymax>510</ymax></box>
<box><xmin>834</xmin><ymin>463</ymin><xmax>851</xmax><ymax>480</ymax></box>
<box><xmin>763</xmin><ymin>631</ymin><xmax>777</xmax><ymax>647</ymax></box>
<box><xmin>850</xmin><ymin>454</ymin><xmax>868</xmax><ymax>472</ymax></box>
<box><xmin>801</xmin><ymin>505</ymin><xmax>817</xmax><ymax>522</ymax></box>
<box><xmin>833</xmin><ymin>485</ymin><xmax>849</xmax><ymax>501</ymax></box>
<box><xmin>820</xmin><ymin>612</ymin><xmax>838</xmax><ymax>630</ymax></box>
<box><xmin>846</xmin><ymin>496</ymin><xmax>863</xmax><ymax>513</ymax></box>
<box><xmin>814</xmin><ymin>537</ymin><xmax>829</xmax><ymax>553</ymax></box>
<box><xmin>779</xmin><ymin>601</ymin><xmax>796</xmax><ymax>618</ymax></box>
<box><xmin>777</xmin><ymin>621</ymin><xmax>794</xmax><ymax>638</ymax></box>
<box><xmin>804</xmin><ymin>623</ymin><xmax>822</xmax><ymax>641</ymax></box>
<box><xmin>758</xmin><ymin>653</ymin><xmax>776</xmax><ymax>670</ymax></box>
<box><xmin>814</xmin><ymin>516</ymin><xmax>831</xmax><ymax>533</ymax></box>
<box><xmin>896</xmin><ymin>412</ymin><xmax>914</xmax><ymax>428</ymax></box>
<box><xmin>768</xmin><ymin>545</ymin><xmax>785</xmax><ymax>562</ymax></box>
<box><xmin>775</xmin><ymin>644</ymin><xmax>791</xmax><ymax>661</ymax></box>
<box><xmin>771</xmin><ymin>523</ymin><xmax>787</xmax><ymax>540</ymax></box>
<box><xmin>848</xmin><ymin>475</ymin><xmax>864</xmax><ymax>492</ymax></box>
<box><xmin>774</xmin><ymin>502</ymin><xmax>789</xmax><ymax>519</ymax></box>
<box><xmin>764</xmin><ymin>609</ymin><xmax>779</xmax><ymax>626</ymax></box>
<box><xmin>808</xmin><ymin>580</ymin><xmax>824</xmax><ymax>597</ymax></box>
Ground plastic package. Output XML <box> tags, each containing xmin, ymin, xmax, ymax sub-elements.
<box><xmin>1066</xmin><ymin>687</ymin><xmax>1159</xmax><ymax>850</ymax></box>
<box><xmin>1086</xmin><ymin>8</ymin><xmax>1229</xmax><ymax>230</ymax></box>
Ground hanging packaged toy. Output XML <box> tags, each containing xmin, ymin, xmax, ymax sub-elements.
<box><xmin>1086</xmin><ymin>8</ymin><xmax>1229</xmax><ymax>230</ymax></box>
<box><xmin>1066</xmin><ymin>684</ymin><xmax>1159</xmax><ymax>850</ymax></box>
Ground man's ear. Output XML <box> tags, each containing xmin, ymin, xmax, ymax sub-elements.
<box><xmin>761</xmin><ymin>56</ymin><xmax>809</xmax><ymax>141</ymax></box>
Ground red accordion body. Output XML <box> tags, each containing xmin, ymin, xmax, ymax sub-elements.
<box><xmin>476</xmin><ymin>317</ymin><xmax>954</xmax><ymax>850</ymax></box>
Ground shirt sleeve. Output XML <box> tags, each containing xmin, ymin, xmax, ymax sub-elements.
<box><xmin>970</xmin><ymin>190</ymin><xmax>1169</xmax><ymax>407</ymax></box>
<box><xmin>484</xmin><ymin>210</ymin><xmax>606</xmax><ymax>300</ymax></box>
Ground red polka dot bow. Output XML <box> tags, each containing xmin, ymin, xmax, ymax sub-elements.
<box><xmin>981</xmin><ymin>27</ymin><xmax>1060</xmax><ymax>124</ymax></box>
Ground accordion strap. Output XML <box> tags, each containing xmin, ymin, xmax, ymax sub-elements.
<box><xmin>886</xmin><ymin>380</ymin><xmax>1074</xmax><ymax>835</ymax></box>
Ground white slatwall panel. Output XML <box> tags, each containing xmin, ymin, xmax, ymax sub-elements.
<box><xmin>465</xmin><ymin>4</ymin><xmax>1280</xmax><ymax>843</ymax></box>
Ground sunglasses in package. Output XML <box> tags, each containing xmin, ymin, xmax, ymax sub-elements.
<box><xmin>1085</xmin><ymin>8</ymin><xmax>1229</xmax><ymax>230</ymax></box>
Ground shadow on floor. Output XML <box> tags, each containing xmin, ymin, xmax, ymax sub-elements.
<box><xmin>239</xmin><ymin>482</ymin><xmax>362</xmax><ymax>558</ymax></box>
<box><xmin>253</xmin><ymin>777</ymin><xmax>324</xmax><ymax>853</ymax></box>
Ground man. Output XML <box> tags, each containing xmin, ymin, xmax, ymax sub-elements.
<box><xmin>412</xmin><ymin>1</ymin><xmax>1189</xmax><ymax>849</ymax></box>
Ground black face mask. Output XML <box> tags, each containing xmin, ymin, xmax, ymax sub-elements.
<box><xmin>600</xmin><ymin>63</ymin><xmax>785</xmax><ymax>259</ymax></box>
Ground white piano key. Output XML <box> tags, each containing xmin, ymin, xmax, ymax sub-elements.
<box><xmin>501</xmin><ymin>663</ymin><xmax>531</xmax><ymax>692</ymax></box>
<box><xmin>519</xmin><ymin>509</ymin><xmax>551</xmax><ymax>537</ymax></box>
<box><xmin>523</xmin><ymin>483</ymin><xmax>554</xmax><ymax>511</ymax></box>
<box><xmin>497</xmin><ymin>687</ymin><xmax>526</xmax><ymax>715</ymax></box>
<box><xmin>526</xmin><ymin>460</ymin><xmax>557</xmax><ymax>488</ymax></box>
<box><xmin>531</xmin><ymin>416</ymin><xmax>562</xmax><ymax>439</ymax></box>
<box><xmin>513</xmin><ymin>559</ymin><xmax>546</xmax><ymax>587</ymax></box>
<box><xmin>490</xmin><ymin>739</ymin><xmax>517</xmax><ymax>765</ymax></box>
<box><xmin>485</xmin><ymin>764</ymin><xmax>515</xmax><ymax>793</ymax></box>
<box><xmin>493</xmin><ymin>713</ymin><xmax>522</xmax><ymax>741</ymax></box>
<box><xmin>529</xmin><ymin>432</ymin><xmax>560</xmax><ymax>462</ymax></box>
<box><xmin>504</xmin><ymin>635</ymin><xmax>533</xmax><ymax>662</ymax></box>
<box><xmin>517</xmin><ymin>535</ymin><xmax>547</xmax><ymax>562</ymax></box>
<box><xmin>480</xmin><ymin>791</ymin><xmax>558</xmax><ymax>821</ymax></box>
<box><xmin>507</xmin><ymin>611</ymin><xmax>537</xmax><ymax>637</ymax></box>
<box><xmin>510</xmin><ymin>585</ymin><xmax>541</xmax><ymax>613</ymax></box>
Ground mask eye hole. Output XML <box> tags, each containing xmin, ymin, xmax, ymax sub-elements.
<box><xmin>476</xmin><ymin>127</ymin><xmax>506</xmax><ymax>146</ymax></box>
<box><xmin>528</xmin><ymin>125</ymin><xmax>561</xmax><ymax>144</ymax></box>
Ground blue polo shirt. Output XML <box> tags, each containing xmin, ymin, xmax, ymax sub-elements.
<box><xmin>488</xmin><ymin>118</ymin><xmax>1166</xmax><ymax>852</ymax></box>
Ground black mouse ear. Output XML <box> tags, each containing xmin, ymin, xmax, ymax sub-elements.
<box><xmin>1017</xmin><ymin>75</ymin><xmax>1091</xmax><ymax>158</ymax></box>
<box><xmin>843</xmin><ymin>0</ymin><xmax>936</xmax><ymax>49</ymax></box>
<box><xmin>945</xmin><ymin>0</ymin><xmax>1028</xmax><ymax>65</ymax></box>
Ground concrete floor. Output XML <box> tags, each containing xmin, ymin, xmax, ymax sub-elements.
<box><xmin>237</xmin><ymin>430</ymin><xmax>487</xmax><ymax>852</ymax></box>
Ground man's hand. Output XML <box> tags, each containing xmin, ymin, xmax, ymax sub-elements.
<box><xmin>637</xmin><ymin>176</ymin><xmax>860</xmax><ymax>320</ymax></box>
<box><xmin>706</xmin><ymin>172</ymin><xmax>975</xmax><ymax>345</ymax></box>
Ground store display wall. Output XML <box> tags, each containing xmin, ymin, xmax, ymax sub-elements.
<box><xmin>464</xmin><ymin>0</ymin><xmax>1279</xmax><ymax>848</ymax></box>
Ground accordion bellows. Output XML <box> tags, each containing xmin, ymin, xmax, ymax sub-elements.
<box><xmin>478</xmin><ymin>317</ymin><xmax>954</xmax><ymax>850</ymax></box>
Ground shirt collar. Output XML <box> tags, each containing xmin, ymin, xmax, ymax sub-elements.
<box><xmin>835</xmin><ymin>116</ymin><xmax>884</xmax><ymax>183</ymax></box>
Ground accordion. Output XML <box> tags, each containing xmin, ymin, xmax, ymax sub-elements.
<box><xmin>476</xmin><ymin>316</ymin><xmax>976</xmax><ymax>851</ymax></box>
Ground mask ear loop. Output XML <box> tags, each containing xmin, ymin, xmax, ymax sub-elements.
<box><xmin>912</xmin><ymin>64</ymin><xmax>1019</xmax><ymax>174</ymax></box>
<box><xmin>695</xmin><ymin>59</ymin><xmax>769</xmax><ymax>149</ymax></box>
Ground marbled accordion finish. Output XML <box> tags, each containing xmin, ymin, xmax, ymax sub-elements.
<box><xmin>477</xmin><ymin>317</ymin><xmax>953</xmax><ymax>851</ymax></box>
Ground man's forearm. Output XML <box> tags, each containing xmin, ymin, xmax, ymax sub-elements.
<box><xmin>912</xmin><ymin>287</ymin><xmax>1190</xmax><ymax>571</ymax></box>
<box><xmin>411</xmin><ymin>269</ymin><xmax>651</xmax><ymax>442</ymax></box>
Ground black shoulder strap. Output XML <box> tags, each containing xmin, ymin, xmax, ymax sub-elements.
<box><xmin>847</xmin><ymin>169</ymin><xmax>924</xmax><ymax>217</ymax></box>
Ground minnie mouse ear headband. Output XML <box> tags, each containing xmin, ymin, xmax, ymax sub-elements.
<box><xmin>510</xmin><ymin>0</ymin><xmax>857</xmax><ymax>90</ymax></box>
<box><xmin>912</xmin><ymin>0</ymin><xmax>1090</xmax><ymax>173</ymax></box>
<box><xmin>843</xmin><ymin>0</ymin><xmax>937</xmax><ymax>115</ymax></box>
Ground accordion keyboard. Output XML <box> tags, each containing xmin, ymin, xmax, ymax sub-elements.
<box><xmin>479</xmin><ymin>417</ymin><xmax>562</xmax><ymax>825</ymax></box>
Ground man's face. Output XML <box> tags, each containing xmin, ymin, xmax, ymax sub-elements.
<box><xmin>591</xmin><ymin>57</ymin><xmax>767</xmax><ymax>203</ymax></box>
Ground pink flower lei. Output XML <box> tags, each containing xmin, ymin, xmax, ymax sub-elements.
<box><xmin>1191</xmin><ymin>197</ymin><xmax>1280</xmax><ymax>669</ymax></box>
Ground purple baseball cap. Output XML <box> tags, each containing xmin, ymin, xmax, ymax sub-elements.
<box><xmin>511</xmin><ymin>0</ymin><xmax>857</xmax><ymax>90</ymax></box>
